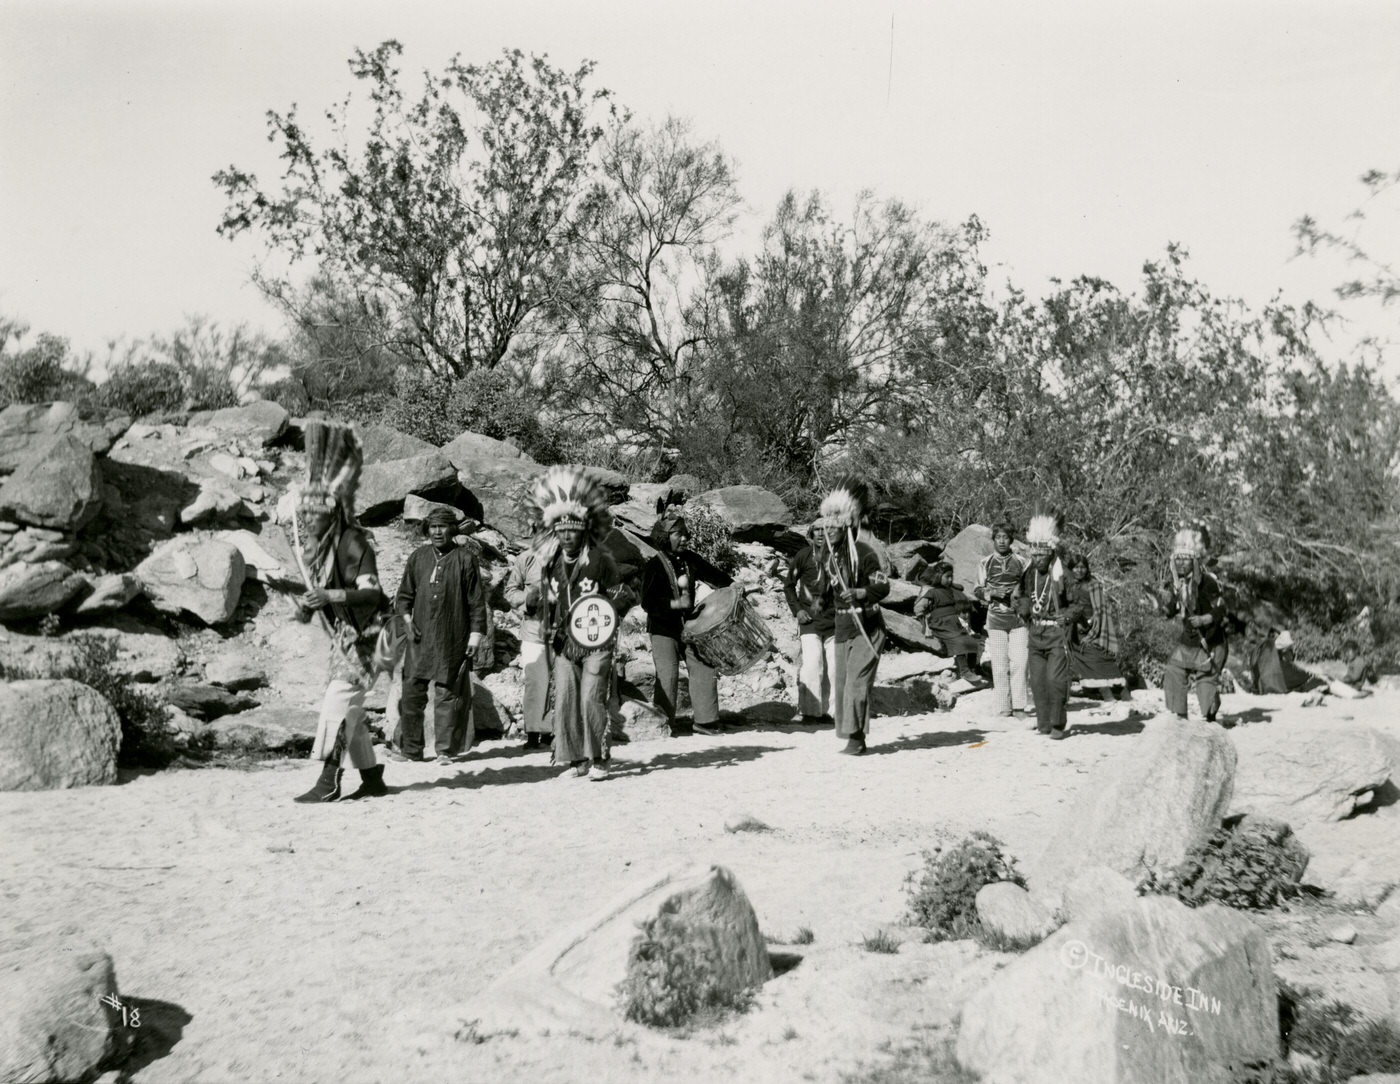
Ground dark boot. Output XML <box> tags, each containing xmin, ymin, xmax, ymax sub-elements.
<box><xmin>956</xmin><ymin>655</ymin><xmax>980</xmax><ymax>683</ymax></box>
<box><xmin>293</xmin><ymin>760</ymin><xmax>343</xmax><ymax>803</ymax></box>
<box><xmin>838</xmin><ymin>734</ymin><xmax>866</xmax><ymax>756</ymax></box>
<box><xmin>341</xmin><ymin>764</ymin><xmax>387</xmax><ymax>800</ymax></box>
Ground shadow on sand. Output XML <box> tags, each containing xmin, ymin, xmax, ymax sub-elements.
<box><xmin>398</xmin><ymin>742</ymin><xmax>788</xmax><ymax>792</ymax></box>
<box><xmin>114</xmin><ymin>998</ymin><xmax>192</xmax><ymax>1082</ymax></box>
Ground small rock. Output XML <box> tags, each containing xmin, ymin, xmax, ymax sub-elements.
<box><xmin>73</xmin><ymin>573</ymin><xmax>142</xmax><ymax>616</ymax></box>
<box><xmin>724</xmin><ymin>812</ymin><xmax>771</xmax><ymax>833</ymax></box>
<box><xmin>163</xmin><ymin>683</ymin><xmax>255</xmax><ymax>721</ymax></box>
<box><xmin>204</xmin><ymin>651</ymin><xmax>267</xmax><ymax>692</ymax></box>
<box><xmin>975</xmin><ymin>881</ymin><xmax>1056</xmax><ymax>943</ymax></box>
<box><xmin>136</xmin><ymin>535</ymin><xmax>245</xmax><ymax>625</ymax></box>
<box><xmin>0</xmin><ymin>559</ymin><xmax>89</xmax><ymax>620</ymax></box>
<box><xmin>1329</xmin><ymin>924</ymin><xmax>1358</xmax><ymax>945</ymax></box>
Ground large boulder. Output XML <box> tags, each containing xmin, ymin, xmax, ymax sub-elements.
<box><xmin>692</xmin><ymin>485</ymin><xmax>792</xmax><ymax>542</ymax></box>
<box><xmin>1230</xmin><ymin>720</ymin><xmax>1398</xmax><ymax>824</ymax></box>
<box><xmin>0</xmin><ymin>401</ymin><xmax>126</xmax><ymax>472</ymax></box>
<box><xmin>956</xmin><ymin>895</ymin><xmax>1278</xmax><ymax>1084</ymax></box>
<box><xmin>0</xmin><ymin>434</ymin><xmax>102</xmax><ymax>531</ymax></box>
<box><xmin>942</xmin><ymin>524</ymin><xmax>995</xmax><ymax>597</ymax></box>
<box><xmin>187</xmin><ymin>400</ymin><xmax>289</xmax><ymax>446</ymax></box>
<box><xmin>1034</xmin><ymin>716</ymin><xmax>1236</xmax><ymax>904</ymax></box>
<box><xmin>0</xmin><ymin>559</ymin><xmax>88</xmax><ymax>620</ymax></box>
<box><xmin>357</xmin><ymin>452</ymin><xmax>460</xmax><ymax>523</ymax></box>
<box><xmin>454</xmin><ymin>455</ymin><xmax>543</xmax><ymax>543</ymax></box>
<box><xmin>886</xmin><ymin>539</ymin><xmax>943</xmax><ymax>581</ymax></box>
<box><xmin>359</xmin><ymin>423</ymin><xmax>437</xmax><ymax>463</ymax></box>
<box><xmin>135</xmin><ymin>536</ymin><xmax>245</xmax><ymax>625</ymax></box>
<box><xmin>0</xmin><ymin>947</ymin><xmax>134</xmax><ymax>1082</ymax></box>
<box><xmin>0</xmin><ymin>679</ymin><xmax>121</xmax><ymax>790</ymax></box>
<box><xmin>610</xmin><ymin>482</ymin><xmax>684</xmax><ymax>537</ymax></box>
<box><xmin>882</xmin><ymin>608</ymin><xmax>947</xmax><ymax>653</ymax></box>
<box><xmin>441</xmin><ymin>429</ymin><xmax>532</xmax><ymax>467</ymax></box>
<box><xmin>457</xmin><ymin>864</ymin><xmax>770</xmax><ymax>1037</ymax></box>
<box><xmin>203</xmin><ymin>648</ymin><xmax>267</xmax><ymax>692</ymax></box>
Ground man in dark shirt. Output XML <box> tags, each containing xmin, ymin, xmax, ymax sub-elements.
<box><xmin>784</xmin><ymin>525</ymin><xmax>837</xmax><ymax>724</ymax></box>
<box><xmin>529</xmin><ymin>466</ymin><xmax>635</xmax><ymax>781</ymax></box>
<box><xmin>389</xmin><ymin>507</ymin><xmax>488</xmax><ymax>763</ymax></box>
<box><xmin>819</xmin><ymin>478</ymin><xmax>891</xmax><ymax>756</ymax></box>
<box><xmin>641</xmin><ymin>508</ymin><xmax>734</xmax><ymax>735</ymax></box>
<box><xmin>1017</xmin><ymin>515</ymin><xmax>1084</xmax><ymax>739</ymax></box>
<box><xmin>1157</xmin><ymin>522</ymin><xmax>1229</xmax><ymax>722</ymax></box>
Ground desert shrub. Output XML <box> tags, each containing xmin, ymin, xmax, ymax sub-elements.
<box><xmin>617</xmin><ymin>912</ymin><xmax>755</xmax><ymax>1028</ymax></box>
<box><xmin>383</xmin><ymin>368</ymin><xmax>561</xmax><ymax>461</ymax></box>
<box><xmin>100</xmin><ymin>360</ymin><xmax>188</xmax><ymax>416</ymax></box>
<box><xmin>0</xmin><ymin>330</ymin><xmax>95</xmax><ymax>408</ymax></box>
<box><xmin>839</xmin><ymin>1036</ymin><xmax>980</xmax><ymax>1084</ymax></box>
<box><xmin>0</xmin><ymin>634</ymin><xmax>177</xmax><ymax>768</ymax></box>
<box><xmin>977</xmin><ymin>926</ymin><xmax>1048</xmax><ymax>953</ymax></box>
<box><xmin>905</xmin><ymin>831</ymin><xmax>1027</xmax><ymax>941</ymax></box>
<box><xmin>1286</xmin><ymin>618</ymin><xmax>1353</xmax><ymax>665</ymax></box>
<box><xmin>1143</xmin><ymin>816</ymin><xmax>1308</xmax><ymax>910</ymax></box>
<box><xmin>1270</xmin><ymin>981</ymin><xmax>1400</xmax><ymax>1083</ymax></box>
<box><xmin>682</xmin><ymin>502</ymin><xmax>739</xmax><ymax>575</ymax></box>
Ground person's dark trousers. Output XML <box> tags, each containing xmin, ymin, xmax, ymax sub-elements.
<box><xmin>650</xmin><ymin>633</ymin><xmax>720</xmax><ymax>726</ymax></box>
<box><xmin>1027</xmin><ymin>623</ymin><xmax>1071</xmax><ymax>734</ymax></box>
<box><xmin>399</xmin><ymin>669</ymin><xmax>471</xmax><ymax>757</ymax></box>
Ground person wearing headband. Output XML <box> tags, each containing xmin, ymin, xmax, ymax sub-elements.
<box><xmin>975</xmin><ymin>521</ymin><xmax>1030</xmax><ymax>718</ymax></box>
<box><xmin>387</xmin><ymin>506</ymin><xmax>488</xmax><ymax>764</ymax></box>
<box><xmin>1015</xmin><ymin>514</ymin><xmax>1084</xmax><ymax>739</ymax></box>
<box><xmin>640</xmin><ymin>503</ymin><xmax>734</xmax><ymax>736</ymax></box>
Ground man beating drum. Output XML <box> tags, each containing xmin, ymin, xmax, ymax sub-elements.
<box><xmin>641</xmin><ymin>499</ymin><xmax>736</xmax><ymax>736</ymax></box>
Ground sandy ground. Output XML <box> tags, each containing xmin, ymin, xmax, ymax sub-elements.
<box><xmin>3</xmin><ymin>678</ymin><xmax>1398</xmax><ymax>1084</ymax></box>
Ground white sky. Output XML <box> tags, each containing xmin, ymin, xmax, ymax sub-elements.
<box><xmin>1</xmin><ymin>0</ymin><xmax>1397</xmax><ymax>363</ymax></box>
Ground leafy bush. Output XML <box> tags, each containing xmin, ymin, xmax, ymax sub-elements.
<box><xmin>383</xmin><ymin>368</ymin><xmax>562</xmax><ymax>461</ymax></box>
<box><xmin>0</xmin><ymin>328</ymin><xmax>95</xmax><ymax>408</ymax></box>
<box><xmin>1114</xmin><ymin>595</ymin><xmax>1183</xmax><ymax>688</ymax></box>
<box><xmin>1143</xmin><ymin>815</ymin><xmax>1308</xmax><ymax>910</ymax></box>
<box><xmin>0</xmin><ymin>634</ymin><xmax>178</xmax><ymax>768</ymax></box>
<box><xmin>101</xmin><ymin>360</ymin><xmax>194</xmax><ymax>416</ymax></box>
<box><xmin>683</xmin><ymin>502</ymin><xmax>739</xmax><ymax>576</ymax></box>
<box><xmin>617</xmin><ymin>912</ymin><xmax>755</xmax><ymax>1028</ymax></box>
<box><xmin>905</xmin><ymin>831</ymin><xmax>1027</xmax><ymax>941</ymax></box>
<box><xmin>1250</xmin><ymin>981</ymin><xmax>1400</xmax><ymax>1083</ymax></box>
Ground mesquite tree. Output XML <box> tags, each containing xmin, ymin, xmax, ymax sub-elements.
<box><xmin>214</xmin><ymin>41</ymin><xmax>613</xmax><ymax>377</ymax></box>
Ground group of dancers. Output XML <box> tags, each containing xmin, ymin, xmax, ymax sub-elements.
<box><xmin>285</xmin><ymin>419</ymin><xmax>1235</xmax><ymax>803</ymax></box>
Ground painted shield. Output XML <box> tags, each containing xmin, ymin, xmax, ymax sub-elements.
<box><xmin>566</xmin><ymin>593</ymin><xmax>618</xmax><ymax>651</ymax></box>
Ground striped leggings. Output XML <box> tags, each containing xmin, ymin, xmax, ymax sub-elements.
<box><xmin>986</xmin><ymin>626</ymin><xmax>1029</xmax><ymax>714</ymax></box>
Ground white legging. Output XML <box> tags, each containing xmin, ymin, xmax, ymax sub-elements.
<box><xmin>311</xmin><ymin>679</ymin><xmax>377</xmax><ymax>770</ymax></box>
<box><xmin>986</xmin><ymin>626</ymin><xmax>1029</xmax><ymax>714</ymax></box>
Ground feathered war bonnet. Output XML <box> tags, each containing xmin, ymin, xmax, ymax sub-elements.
<box><xmin>528</xmin><ymin>465</ymin><xmax>613</xmax><ymax>547</ymax></box>
<box><xmin>818</xmin><ymin>475</ymin><xmax>872</xmax><ymax>531</ymax></box>
<box><xmin>297</xmin><ymin>421</ymin><xmax>363</xmax><ymax>520</ymax></box>
<box><xmin>649</xmin><ymin>490</ymin><xmax>688</xmax><ymax>549</ymax></box>
<box><xmin>1172</xmin><ymin>520</ymin><xmax>1211</xmax><ymax>560</ymax></box>
<box><xmin>1025</xmin><ymin>512</ymin><xmax>1061</xmax><ymax>554</ymax></box>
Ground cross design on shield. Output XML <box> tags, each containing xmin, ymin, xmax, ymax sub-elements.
<box><xmin>569</xmin><ymin>595</ymin><xmax>617</xmax><ymax>648</ymax></box>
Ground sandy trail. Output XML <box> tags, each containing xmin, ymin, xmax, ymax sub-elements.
<box><xmin>3</xmin><ymin>683</ymin><xmax>1396</xmax><ymax>1083</ymax></box>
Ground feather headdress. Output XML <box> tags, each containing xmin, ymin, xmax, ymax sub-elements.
<box><xmin>1026</xmin><ymin>512</ymin><xmax>1061</xmax><ymax>550</ymax></box>
<box><xmin>528</xmin><ymin>465</ymin><xmax>613</xmax><ymax>545</ymax></box>
<box><xmin>1172</xmin><ymin>520</ymin><xmax>1210</xmax><ymax>559</ymax></box>
<box><xmin>818</xmin><ymin>475</ymin><xmax>871</xmax><ymax>529</ymax></box>
<box><xmin>297</xmin><ymin>421</ymin><xmax>363</xmax><ymax>516</ymax></box>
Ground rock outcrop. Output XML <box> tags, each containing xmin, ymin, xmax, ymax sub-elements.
<box><xmin>0</xmin><ymin>401</ymin><xmax>126</xmax><ymax>472</ymax></box>
<box><xmin>357</xmin><ymin>452</ymin><xmax>460</xmax><ymax>523</ymax></box>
